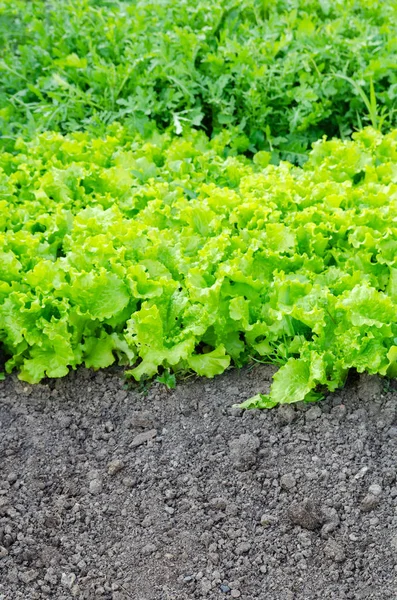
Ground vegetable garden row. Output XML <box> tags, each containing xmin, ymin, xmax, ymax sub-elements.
<box><xmin>1</xmin><ymin>0</ymin><xmax>397</xmax><ymax>406</ymax></box>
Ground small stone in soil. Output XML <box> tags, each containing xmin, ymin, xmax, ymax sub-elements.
<box><xmin>19</xmin><ymin>569</ymin><xmax>39</xmax><ymax>584</ymax></box>
<box><xmin>368</xmin><ymin>483</ymin><xmax>382</xmax><ymax>496</ymax></box>
<box><xmin>130</xmin><ymin>429</ymin><xmax>157</xmax><ymax>448</ymax></box>
<box><xmin>201</xmin><ymin>578</ymin><xmax>212</xmax><ymax>593</ymax></box>
<box><xmin>354</xmin><ymin>466</ymin><xmax>369</xmax><ymax>480</ymax></box>
<box><xmin>387</xmin><ymin>426</ymin><xmax>397</xmax><ymax>438</ymax></box>
<box><xmin>89</xmin><ymin>479</ymin><xmax>102</xmax><ymax>495</ymax></box>
<box><xmin>323</xmin><ymin>539</ymin><xmax>345</xmax><ymax>563</ymax></box>
<box><xmin>235</xmin><ymin>541</ymin><xmax>251</xmax><ymax>555</ymax></box>
<box><xmin>331</xmin><ymin>405</ymin><xmax>346</xmax><ymax>420</ymax></box>
<box><xmin>360</xmin><ymin>494</ymin><xmax>380</xmax><ymax>512</ymax></box>
<box><xmin>321</xmin><ymin>507</ymin><xmax>340</xmax><ymax>538</ymax></box>
<box><xmin>220</xmin><ymin>584</ymin><xmax>231</xmax><ymax>593</ymax></box>
<box><xmin>142</xmin><ymin>543</ymin><xmax>157</xmax><ymax>555</ymax></box>
<box><xmin>122</xmin><ymin>477</ymin><xmax>135</xmax><ymax>488</ymax></box>
<box><xmin>278</xmin><ymin>405</ymin><xmax>296</xmax><ymax>424</ymax></box>
<box><xmin>260</xmin><ymin>513</ymin><xmax>278</xmax><ymax>527</ymax></box>
<box><xmin>61</xmin><ymin>572</ymin><xmax>76</xmax><ymax>589</ymax></box>
<box><xmin>229</xmin><ymin>433</ymin><xmax>260</xmax><ymax>471</ymax></box>
<box><xmin>305</xmin><ymin>406</ymin><xmax>322</xmax><ymax>421</ymax></box>
<box><xmin>288</xmin><ymin>498</ymin><xmax>324</xmax><ymax>530</ymax></box>
<box><xmin>107</xmin><ymin>459</ymin><xmax>124</xmax><ymax>476</ymax></box>
<box><xmin>281</xmin><ymin>473</ymin><xmax>296</xmax><ymax>490</ymax></box>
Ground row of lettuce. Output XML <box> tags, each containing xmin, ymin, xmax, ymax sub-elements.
<box><xmin>1</xmin><ymin>126</ymin><xmax>397</xmax><ymax>404</ymax></box>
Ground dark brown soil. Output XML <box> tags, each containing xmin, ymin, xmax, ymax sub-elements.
<box><xmin>1</xmin><ymin>365</ymin><xmax>397</xmax><ymax>599</ymax></box>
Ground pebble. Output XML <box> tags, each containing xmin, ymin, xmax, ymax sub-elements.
<box><xmin>321</xmin><ymin>507</ymin><xmax>340</xmax><ymax>538</ymax></box>
<box><xmin>368</xmin><ymin>484</ymin><xmax>382</xmax><ymax>496</ymax></box>
<box><xmin>107</xmin><ymin>459</ymin><xmax>124</xmax><ymax>476</ymax></box>
<box><xmin>297</xmin><ymin>532</ymin><xmax>312</xmax><ymax>548</ymax></box>
<box><xmin>7</xmin><ymin>473</ymin><xmax>18</xmax><ymax>484</ymax></box>
<box><xmin>288</xmin><ymin>498</ymin><xmax>324</xmax><ymax>530</ymax></box>
<box><xmin>227</xmin><ymin>407</ymin><xmax>243</xmax><ymax>418</ymax></box>
<box><xmin>281</xmin><ymin>473</ymin><xmax>296</xmax><ymax>490</ymax></box>
<box><xmin>278</xmin><ymin>405</ymin><xmax>296</xmax><ymax>424</ymax></box>
<box><xmin>305</xmin><ymin>406</ymin><xmax>322</xmax><ymax>422</ymax></box>
<box><xmin>141</xmin><ymin>543</ymin><xmax>156</xmax><ymax>555</ymax></box>
<box><xmin>59</xmin><ymin>415</ymin><xmax>72</xmax><ymax>428</ymax></box>
<box><xmin>130</xmin><ymin>429</ymin><xmax>157</xmax><ymax>448</ymax></box>
<box><xmin>260</xmin><ymin>513</ymin><xmax>278</xmax><ymax>527</ymax></box>
<box><xmin>87</xmin><ymin>469</ymin><xmax>100</xmax><ymax>481</ymax></box>
<box><xmin>89</xmin><ymin>479</ymin><xmax>102</xmax><ymax>495</ymax></box>
<box><xmin>360</xmin><ymin>494</ymin><xmax>380</xmax><ymax>512</ymax></box>
<box><xmin>44</xmin><ymin>567</ymin><xmax>58</xmax><ymax>585</ymax></box>
<box><xmin>201</xmin><ymin>578</ymin><xmax>212</xmax><ymax>593</ymax></box>
<box><xmin>122</xmin><ymin>477</ymin><xmax>135</xmax><ymax>489</ymax></box>
<box><xmin>387</xmin><ymin>426</ymin><xmax>397</xmax><ymax>438</ymax></box>
<box><xmin>226</xmin><ymin>503</ymin><xmax>239</xmax><ymax>516</ymax></box>
<box><xmin>0</xmin><ymin>546</ymin><xmax>8</xmax><ymax>558</ymax></box>
<box><xmin>229</xmin><ymin>434</ymin><xmax>260</xmax><ymax>471</ymax></box>
<box><xmin>323</xmin><ymin>539</ymin><xmax>345</xmax><ymax>563</ymax></box>
<box><xmin>354</xmin><ymin>466</ymin><xmax>369</xmax><ymax>480</ymax></box>
<box><xmin>220</xmin><ymin>584</ymin><xmax>231</xmax><ymax>593</ymax></box>
<box><xmin>19</xmin><ymin>569</ymin><xmax>39</xmax><ymax>584</ymax></box>
<box><xmin>235</xmin><ymin>541</ymin><xmax>251</xmax><ymax>555</ymax></box>
<box><xmin>331</xmin><ymin>405</ymin><xmax>346</xmax><ymax>421</ymax></box>
<box><xmin>61</xmin><ymin>572</ymin><xmax>76</xmax><ymax>589</ymax></box>
<box><xmin>231</xmin><ymin>590</ymin><xmax>241</xmax><ymax>598</ymax></box>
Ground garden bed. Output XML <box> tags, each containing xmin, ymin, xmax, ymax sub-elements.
<box><xmin>1</xmin><ymin>366</ymin><xmax>396</xmax><ymax>599</ymax></box>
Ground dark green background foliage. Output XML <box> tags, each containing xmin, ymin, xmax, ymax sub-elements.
<box><xmin>1</xmin><ymin>0</ymin><xmax>396</xmax><ymax>160</ymax></box>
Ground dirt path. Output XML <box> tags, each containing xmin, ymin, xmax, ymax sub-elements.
<box><xmin>0</xmin><ymin>366</ymin><xmax>396</xmax><ymax>599</ymax></box>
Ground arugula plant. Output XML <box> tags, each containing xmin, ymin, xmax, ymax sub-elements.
<box><xmin>1</xmin><ymin>0</ymin><xmax>396</xmax><ymax>158</ymax></box>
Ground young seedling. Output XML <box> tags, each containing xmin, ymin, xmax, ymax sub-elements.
<box><xmin>156</xmin><ymin>370</ymin><xmax>176</xmax><ymax>391</ymax></box>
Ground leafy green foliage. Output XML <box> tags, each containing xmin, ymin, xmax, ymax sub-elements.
<box><xmin>156</xmin><ymin>370</ymin><xmax>177</xmax><ymax>390</ymax></box>
<box><xmin>1</xmin><ymin>0</ymin><xmax>396</xmax><ymax>159</ymax></box>
<box><xmin>1</xmin><ymin>125</ymin><xmax>397</xmax><ymax>407</ymax></box>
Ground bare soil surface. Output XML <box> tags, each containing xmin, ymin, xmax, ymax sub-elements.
<box><xmin>1</xmin><ymin>365</ymin><xmax>397</xmax><ymax>600</ymax></box>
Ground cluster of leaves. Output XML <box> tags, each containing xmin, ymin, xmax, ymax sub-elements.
<box><xmin>1</xmin><ymin>126</ymin><xmax>397</xmax><ymax>406</ymax></box>
<box><xmin>1</xmin><ymin>0</ymin><xmax>397</xmax><ymax>160</ymax></box>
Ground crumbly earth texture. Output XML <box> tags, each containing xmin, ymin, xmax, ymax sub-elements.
<box><xmin>0</xmin><ymin>365</ymin><xmax>396</xmax><ymax>600</ymax></box>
